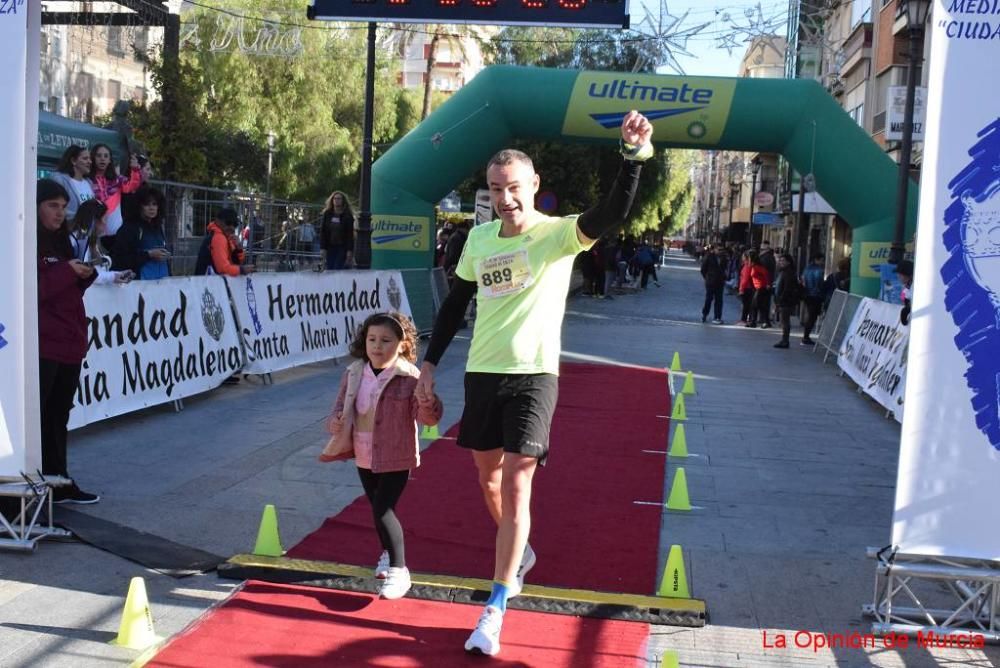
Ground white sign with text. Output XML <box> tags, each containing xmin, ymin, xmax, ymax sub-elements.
<box><xmin>837</xmin><ymin>298</ymin><xmax>908</xmax><ymax>423</ymax></box>
<box><xmin>885</xmin><ymin>85</ymin><xmax>927</xmax><ymax>142</ymax></box>
<box><xmin>68</xmin><ymin>277</ymin><xmax>243</xmax><ymax>429</ymax></box>
<box><xmin>227</xmin><ymin>271</ymin><xmax>411</xmax><ymax>375</ymax></box>
<box><xmin>0</xmin><ymin>2</ymin><xmax>39</xmax><ymax>478</ymax></box>
<box><xmin>892</xmin><ymin>1</ymin><xmax>1000</xmax><ymax>560</ymax></box>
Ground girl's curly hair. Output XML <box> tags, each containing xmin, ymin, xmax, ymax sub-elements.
<box><xmin>349</xmin><ymin>311</ymin><xmax>419</xmax><ymax>363</ymax></box>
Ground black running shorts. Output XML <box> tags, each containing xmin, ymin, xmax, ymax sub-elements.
<box><xmin>457</xmin><ymin>372</ymin><xmax>559</xmax><ymax>464</ymax></box>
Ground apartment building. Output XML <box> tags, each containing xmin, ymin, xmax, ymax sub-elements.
<box><xmin>702</xmin><ymin>35</ymin><xmax>787</xmax><ymax>247</ymax></box>
<box><xmin>785</xmin><ymin>0</ymin><xmax>928</xmax><ymax>273</ymax></box>
<box><xmin>391</xmin><ymin>26</ymin><xmax>494</xmax><ymax>96</ymax></box>
<box><xmin>39</xmin><ymin>2</ymin><xmax>180</xmax><ymax>122</ymax></box>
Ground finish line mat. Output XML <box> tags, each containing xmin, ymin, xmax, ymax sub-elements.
<box><xmin>218</xmin><ymin>554</ymin><xmax>705</xmax><ymax>626</ymax></box>
<box><xmin>287</xmin><ymin>362</ymin><xmax>671</xmax><ymax>596</ymax></box>
<box><xmin>147</xmin><ymin>580</ymin><xmax>649</xmax><ymax>667</ymax></box>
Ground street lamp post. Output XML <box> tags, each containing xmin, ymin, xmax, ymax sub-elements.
<box><xmin>728</xmin><ymin>161</ymin><xmax>742</xmax><ymax>244</ymax></box>
<box><xmin>749</xmin><ymin>156</ymin><xmax>763</xmax><ymax>247</ymax></box>
<box><xmin>266</xmin><ymin>130</ymin><xmax>276</xmax><ymax>199</ymax></box>
<box><xmin>355</xmin><ymin>22</ymin><xmax>377</xmax><ymax>270</ymax></box>
<box><xmin>266</xmin><ymin>130</ymin><xmax>276</xmax><ymax>248</ymax></box>
<box><xmin>890</xmin><ymin>0</ymin><xmax>930</xmax><ymax>266</ymax></box>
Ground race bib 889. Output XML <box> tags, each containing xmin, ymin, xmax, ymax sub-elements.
<box><xmin>476</xmin><ymin>249</ymin><xmax>535</xmax><ymax>298</ymax></box>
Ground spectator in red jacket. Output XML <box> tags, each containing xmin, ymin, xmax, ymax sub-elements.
<box><xmin>739</xmin><ymin>250</ymin><xmax>758</xmax><ymax>326</ymax></box>
<box><xmin>750</xmin><ymin>252</ymin><xmax>773</xmax><ymax>329</ymax></box>
<box><xmin>36</xmin><ymin>179</ymin><xmax>101</xmax><ymax>504</ymax></box>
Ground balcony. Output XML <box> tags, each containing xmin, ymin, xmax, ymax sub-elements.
<box><xmin>826</xmin><ymin>74</ymin><xmax>845</xmax><ymax>97</ymax></box>
<box><xmin>841</xmin><ymin>22</ymin><xmax>873</xmax><ymax>75</ymax></box>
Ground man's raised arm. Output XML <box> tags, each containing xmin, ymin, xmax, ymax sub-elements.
<box><xmin>577</xmin><ymin>110</ymin><xmax>654</xmax><ymax>244</ymax></box>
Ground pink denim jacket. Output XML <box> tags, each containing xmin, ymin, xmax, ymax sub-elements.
<box><xmin>319</xmin><ymin>358</ymin><xmax>442</xmax><ymax>472</ymax></box>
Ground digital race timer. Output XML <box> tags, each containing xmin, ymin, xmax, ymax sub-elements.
<box><xmin>307</xmin><ymin>0</ymin><xmax>629</xmax><ymax>29</ymax></box>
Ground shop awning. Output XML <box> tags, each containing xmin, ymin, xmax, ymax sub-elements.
<box><xmin>37</xmin><ymin>111</ymin><xmax>127</xmax><ymax>167</ymax></box>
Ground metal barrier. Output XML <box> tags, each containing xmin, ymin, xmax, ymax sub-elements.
<box><xmin>814</xmin><ymin>289</ymin><xmax>864</xmax><ymax>363</ymax></box>
<box><xmin>397</xmin><ymin>267</ymin><xmax>450</xmax><ymax>335</ymax></box>
<box><xmin>430</xmin><ymin>267</ymin><xmax>450</xmax><ymax>314</ymax></box>
<box><xmin>146</xmin><ymin>179</ymin><xmax>324</xmax><ymax>275</ymax></box>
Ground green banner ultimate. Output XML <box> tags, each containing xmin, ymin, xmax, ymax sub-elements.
<box><xmin>370</xmin><ymin>65</ymin><xmax>918</xmax><ymax>297</ymax></box>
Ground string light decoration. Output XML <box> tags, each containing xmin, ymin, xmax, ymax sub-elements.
<box><xmin>715</xmin><ymin>2</ymin><xmax>786</xmax><ymax>59</ymax></box>
<box><xmin>797</xmin><ymin>0</ymin><xmax>842</xmax><ymax>66</ymax></box>
<box><xmin>631</xmin><ymin>0</ymin><xmax>709</xmax><ymax>75</ymax></box>
<box><xmin>716</xmin><ymin>31</ymin><xmax>742</xmax><ymax>56</ymax></box>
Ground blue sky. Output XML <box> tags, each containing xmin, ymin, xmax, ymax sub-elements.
<box><xmin>631</xmin><ymin>0</ymin><xmax>790</xmax><ymax>77</ymax></box>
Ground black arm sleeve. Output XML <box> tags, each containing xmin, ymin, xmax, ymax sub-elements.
<box><xmin>576</xmin><ymin>158</ymin><xmax>643</xmax><ymax>241</ymax></box>
<box><xmin>423</xmin><ymin>277</ymin><xmax>477</xmax><ymax>366</ymax></box>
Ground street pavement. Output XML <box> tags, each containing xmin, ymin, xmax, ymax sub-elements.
<box><xmin>1</xmin><ymin>251</ymin><xmax>997</xmax><ymax>667</ymax></box>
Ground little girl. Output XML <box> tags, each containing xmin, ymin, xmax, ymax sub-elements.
<box><xmin>319</xmin><ymin>312</ymin><xmax>442</xmax><ymax>600</ymax></box>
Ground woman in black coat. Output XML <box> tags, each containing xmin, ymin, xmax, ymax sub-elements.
<box><xmin>320</xmin><ymin>191</ymin><xmax>355</xmax><ymax>270</ymax></box>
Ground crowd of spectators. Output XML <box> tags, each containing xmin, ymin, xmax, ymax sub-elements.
<box><xmin>576</xmin><ymin>237</ymin><xmax>663</xmax><ymax>299</ymax></box>
<box><xmin>34</xmin><ymin>147</ymin><xmax>364</xmax><ymax>505</ymax></box>
<box><xmin>697</xmin><ymin>240</ymin><xmax>853</xmax><ymax>348</ymax></box>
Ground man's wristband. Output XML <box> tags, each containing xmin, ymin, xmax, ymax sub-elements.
<box><xmin>621</xmin><ymin>140</ymin><xmax>654</xmax><ymax>162</ymax></box>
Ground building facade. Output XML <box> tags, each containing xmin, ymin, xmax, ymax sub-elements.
<box><xmin>785</xmin><ymin>0</ymin><xmax>929</xmax><ymax>277</ymax></box>
<box><xmin>707</xmin><ymin>36</ymin><xmax>787</xmax><ymax>249</ymax></box>
<box><xmin>391</xmin><ymin>26</ymin><xmax>493</xmax><ymax>96</ymax></box>
<box><xmin>39</xmin><ymin>2</ymin><xmax>180</xmax><ymax>123</ymax></box>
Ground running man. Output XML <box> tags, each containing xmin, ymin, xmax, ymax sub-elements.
<box><xmin>415</xmin><ymin>110</ymin><xmax>654</xmax><ymax>656</ymax></box>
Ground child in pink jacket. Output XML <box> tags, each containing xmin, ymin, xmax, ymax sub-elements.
<box><xmin>320</xmin><ymin>312</ymin><xmax>442</xmax><ymax>600</ymax></box>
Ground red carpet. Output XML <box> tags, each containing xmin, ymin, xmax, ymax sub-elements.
<box><xmin>289</xmin><ymin>362</ymin><xmax>670</xmax><ymax>595</ymax></box>
<box><xmin>149</xmin><ymin>581</ymin><xmax>647</xmax><ymax>667</ymax></box>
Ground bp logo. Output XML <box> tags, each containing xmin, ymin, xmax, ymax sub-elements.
<box><xmin>201</xmin><ymin>289</ymin><xmax>226</xmax><ymax>341</ymax></box>
<box><xmin>940</xmin><ymin>118</ymin><xmax>1000</xmax><ymax>450</ymax></box>
<box><xmin>687</xmin><ymin>122</ymin><xmax>707</xmax><ymax>139</ymax></box>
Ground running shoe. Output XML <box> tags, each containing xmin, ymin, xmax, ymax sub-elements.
<box><xmin>465</xmin><ymin>605</ymin><xmax>503</xmax><ymax>656</ymax></box>
<box><xmin>379</xmin><ymin>567</ymin><xmax>411</xmax><ymax>600</ymax></box>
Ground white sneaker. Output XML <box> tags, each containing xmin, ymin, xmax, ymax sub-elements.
<box><xmin>464</xmin><ymin>605</ymin><xmax>503</xmax><ymax>656</ymax></box>
<box><xmin>379</xmin><ymin>566</ymin><xmax>411</xmax><ymax>600</ymax></box>
<box><xmin>375</xmin><ymin>550</ymin><xmax>390</xmax><ymax>579</ymax></box>
<box><xmin>507</xmin><ymin>543</ymin><xmax>537</xmax><ymax>598</ymax></box>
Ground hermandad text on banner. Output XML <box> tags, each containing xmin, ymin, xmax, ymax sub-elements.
<box><xmin>838</xmin><ymin>297</ymin><xmax>909</xmax><ymax>423</ymax></box>
<box><xmin>68</xmin><ymin>276</ymin><xmax>243</xmax><ymax>429</ymax></box>
<box><xmin>227</xmin><ymin>271</ymin><xmax>411</xmax><ymax>375</ymax></box>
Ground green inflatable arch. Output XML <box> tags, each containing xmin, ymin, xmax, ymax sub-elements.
<box><xmin>371</xmin><ymin>65</ymin><xmax>917</xmax><ymax>296</ymax></box>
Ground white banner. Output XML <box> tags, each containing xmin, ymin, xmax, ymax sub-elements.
<box><xmin>67</xmin><ymin>277</ymin><xmax>243</xmax><ymax>429</ymax></box>
<box><xmin>227</xmin><ymin>271</ymin><xmax>411</xmax><ymax>375</ymax></box>
<box><xmin>0</xmin><ymin>2</ymin><xmax>39</xmax><ymax>479</ymax></box>
<box><xmin>837</xmin><ymin>298</ymin><xmax>908</xmax><ymax>423</ymax></box>
<box><xmin>885</xmin><ymin>85</ymin><xmax>927</xmax><ymax>142</ymax></box>
<box><xmin>893</xmin><ymin>1</ymin><xmax>1000</xmax><ymax>560</ymax></box>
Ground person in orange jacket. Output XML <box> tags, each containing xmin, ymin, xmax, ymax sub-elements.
<box><xmin>195</xmin><ymin>208</ymin><xmax>254</xmax><ymax>276</ymax></box>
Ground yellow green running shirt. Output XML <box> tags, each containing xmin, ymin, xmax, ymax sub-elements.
<box><xmin>455</xmin><ymin>214</ymin><xmax>594</xmax><ymax>375</ymax></box>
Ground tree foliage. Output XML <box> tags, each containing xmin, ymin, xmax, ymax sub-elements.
<box><xmin>127</xmin><ymin>1</ymin><xmax>420</xmax><ymax>202</ymax></box>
